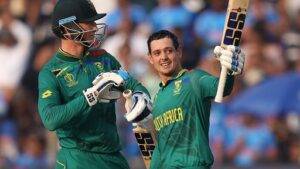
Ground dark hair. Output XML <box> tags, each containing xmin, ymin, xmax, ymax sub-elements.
<box><xmin>147</xmin><ymin>30</ymin><xmax>179</xmax><ymax>54</ymax></box>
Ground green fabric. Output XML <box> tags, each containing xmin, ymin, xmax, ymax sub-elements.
<box><xmin>38</xmin><ymin>49</ymin><xmax>149</xmax><ymax>154</ymax></box>
<box><xmin>55</xmin><ymin>148</ymin><xmax>129</xmax><ymax>169</ymax></box>
<box><xmin>150</xmin><ymin>69</ymin><xmax>233</xmax><ymax>169</ymax></box>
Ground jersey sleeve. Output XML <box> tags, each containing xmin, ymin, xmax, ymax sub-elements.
<box><xmin>124</xmin><ymin>75</ymin><xmax>150</xmax><ymax>97</ymax></box>
<box><xmin>38</xmin><ymin>68</ymin><xmax>90</xmax><ymax>131</ymax></box>
<box><xmin>191</xmin><ymin>69</ymin><xmax>234</xmax><ymax>99</ymax></box>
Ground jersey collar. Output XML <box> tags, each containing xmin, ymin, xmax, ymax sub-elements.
<box><xmin>56</xmin><ymin>48</ymin><xmax>88</xmax><ymax>62</ymax></box>
<box><xmin>159</xmin><ymin>69</ymin><xmax>188</xmax><ymax>87</ymax></box>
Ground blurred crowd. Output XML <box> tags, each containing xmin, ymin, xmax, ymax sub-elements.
<box><xmin>0</xmin><ymin>0</ymin><xmax>300</xmax><ymax>169</ymax></box>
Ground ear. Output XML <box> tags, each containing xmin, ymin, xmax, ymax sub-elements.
<box><xmin>177</xmin><ymin>46</ymin><xmax>183</xmax><ymax>59</ymax></box>
<box><xmin>147</xmin><ymin>54</ymin><xmax>154</xmax><ymax>65</ymax></box>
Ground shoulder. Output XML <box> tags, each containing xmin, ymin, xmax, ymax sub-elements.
<box><xmin>38</xmin><ymin>63</ymin><xmax>60</xmax><ymax>88</ymax></box>
<box><xmin>39</xmin><ymin>58</ymin><xmax>54</xmax><ymax>75</ymax></box>
<box><xmin>187</xmin><ymin>68</ymin><xmax>217</xmax><ymax>82</ymax></box>
<box><xmin>187</xmin><ymin>68</ymin><xmax>210</xmax><ymax>77</ymax></box>
<box><xmin>89</xmin><ymin>49</ymin><xmax>121</xmax><ymax>69</ymax></box>
<box><xmin>89</xmin><ymin>49</ymin><xmax>107</xmax><ymax>57</ymax></box>
<box><xmin>89</xmin><ymin>49</ymin><xmax>118</xmax><ymax>60</ymax></box>
<box><xmin>38</xmin><ymin>65</ymin><xmax>54</xmax><ymax>79</ymax></box>
<box><xmin>38</xmin><ymin>54</ymin><xmax>60</xmax><ymax>79</ymax></box>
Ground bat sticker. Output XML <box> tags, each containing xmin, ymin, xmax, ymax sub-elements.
<box><xmin>223</xmin><ymin>12</ymin><xmax>246</xmax><ymax>46</ymax></box>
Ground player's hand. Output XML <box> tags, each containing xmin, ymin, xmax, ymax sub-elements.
<box><xmin>123</xmin><ymin>90</ymin><xmax>152</xmax><ymax>123</ymax></box>
<box><xmin>83</xmin><ymin>69</ymin><xmax>128</xmax><ymax>106</ymax></box>
<box><xmin>214</xmin><ymin>45</ymin><xmax>245</xmax><ymax>75</ymax></box>
<box><xmin>95</xmin><ymin>69</ymin><xmax>130</xmax><ymax>103</ymax></box>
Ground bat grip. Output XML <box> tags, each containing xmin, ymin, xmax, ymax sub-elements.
<box><xmin>215</xmin><ymin>65</ymin><xmax>228</xmax><ymax>103</ymax></box>
<box><xmin>123</xmin><ymin>89</ymin><xmax>132</xmax><ymax>112</ymax></box>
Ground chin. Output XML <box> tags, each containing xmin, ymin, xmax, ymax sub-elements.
<box><xmin>160</xmin><ymin>68</ymin><xmax>175</xmax><ymax>77</ymax></box>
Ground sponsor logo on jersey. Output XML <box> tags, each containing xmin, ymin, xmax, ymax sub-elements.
<box><xmin>42</xmin><ymin>90</ymin><xmax>52</xmax><ymax>98</ymax></box>
<box><xmin>53</xmin><ymin>66</ymin><xmax>69</xmax><ymax>77</ymax></box>
<box><xmin>173</xmin><ymin>80</ymin><xmax>182</xmax><ymax>95</ymax></box>
<box><xmin>94</xmin><ymin>62</ymin><xmax>104</xmax><ymax>72</ymax></box>
<box><xmin>64</xmin><ymin>73</ymin><xmax>78</xmax><ymax>87</ymax></box>
<box><xmin>153</xmin><ymin>107</ymin><xmax>184</xmax><ymax>131</ymax></box>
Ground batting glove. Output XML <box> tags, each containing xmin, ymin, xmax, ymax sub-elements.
<box><xmin>96</xmin><ymin>69</ymin><xmax>130</xmax><ymax>103</ymax></box>
<box><xmin>214</xmin><ymin>45</ymin><xmax>245</xmax><ymax>75</ymax></box>
<box><xmin>83</xmin><ymin>70</ymin><xmax>128</xmax><ymax>106</ymax></box>
<box><xmin>123</xmin><ymin>91</ymin><xmax>152</xmax><ymax>123</ymax></box>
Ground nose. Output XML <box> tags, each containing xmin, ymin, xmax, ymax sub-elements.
<box><xmin>161</xmin><ymin>51</ymin><xmax>168</xmax><ymax>60</ymax></box>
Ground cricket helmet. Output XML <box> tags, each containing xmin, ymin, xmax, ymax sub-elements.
<box><xmin>51</xmin><ymin>0</ymin><xmax>107</xmax><ymax>48</ymax></box>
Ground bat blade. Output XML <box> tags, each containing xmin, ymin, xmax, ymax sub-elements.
<box><xmin>133</xmin><ymin>124</ymin><xmax>156</xmax><ymax>169</ymax></box>
<box><xmin>215</xmin><ymin>0</ymin><xmax>250</xmax><ymax>103</ymax></box>
<box><xmin>221</xmin><ymin>0</ymin><xmax>249</xmax><ymax>47</ymax></box>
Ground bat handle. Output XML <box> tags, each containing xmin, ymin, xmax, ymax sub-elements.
<box><xmin>123</xmin><ymin>89</ymin><xmax>132</xmax><ymax>112</ymax></box>
<box><xmin>215</xmin><ymin>65</ymin><xmax>228</xmax><ymax>103</ymax></box>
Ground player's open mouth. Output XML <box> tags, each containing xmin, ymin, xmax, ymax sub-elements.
<box><xmin>161</xmin><ymin>62</ymin><xmax>171</xmax><ymax>68</ymax></box>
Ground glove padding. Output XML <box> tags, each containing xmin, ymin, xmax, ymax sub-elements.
<box><xmin>124</xmin><ymin>91</ymin><xmax>152</xmax><ymax>123</ymax></box>
<box><xmin>214</xmin><ymin>45</ymin><xmax>245</xmax><ymax>75</ymax></box>
<box><xmin>98</xmin><ymin>86</ymin><xmax>123</xmax><ymax>103</ymax></box>
<box><xmin>83</xmin><ymin>70</ymin><xmax>127</xmax><ymax>106</ymax></box>
<box><xmin>94</xmin><ymin>69</ymin><xmax>130</xmax><ymax>103</ymax></box>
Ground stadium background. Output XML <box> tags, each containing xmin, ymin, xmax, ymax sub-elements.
<box><xmin>0</xmin><ymin>0</ymin><xmax>299</xmax><ymax>168</ymax></box>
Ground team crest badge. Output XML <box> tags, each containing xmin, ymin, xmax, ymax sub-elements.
<box><xmin>173</xmin><ymin>80</ymin><xmax>182</xmax><ymax>95</ymax></box>
<box><xmin>94</xmin><ymin>62</ymin><xmax>104</xmax><ymax>72</ymax></box>
<box><xmin>64</xmin><ymin>73</ymin><xmax>78</xmax><ymax>87</ymax></box>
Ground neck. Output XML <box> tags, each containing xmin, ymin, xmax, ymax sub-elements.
<box><xmin>61</xmin><ymin>39</ymin><xmax>85</xmax><ymax>58</ymax></box>
<box><xmin>160</xmin><ymin>66</ymin><xmax>183</xmax><ymax>85</ymax></box>
<box><xmin>160</xmin><ymin>75</ymin><xmax>172</xmax><ymax>85</ymax></box>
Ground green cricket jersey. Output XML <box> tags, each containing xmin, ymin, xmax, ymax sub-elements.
<box><xmin>38</xmin><ymin>49</ymin><xmax>149</xmax><ymax>153</ymax></box>
<box><xmin>150</xmin><ymin>69</ymin><xmax>234</xmax><ymax>169</ymax></box>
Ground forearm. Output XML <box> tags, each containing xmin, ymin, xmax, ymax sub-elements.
<box><xmin>39</xmin><ymin>95</ymin><xmax>89</xmax><ymax>131</ymax></box>
<box><xmin>125</xmin><ymin>77</ymin><xmax>150</xmax><ymax>97</ymax></box>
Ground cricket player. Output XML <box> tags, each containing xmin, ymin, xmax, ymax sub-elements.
<box><xmin>37</xmin><ymin>0</ymin><xmax>151</xmax><ymax>169</ymax></box>
<box><xmin>125</xmin><ymin>30</ymin><xmax>245</xmax><ymax>169</ymax></box>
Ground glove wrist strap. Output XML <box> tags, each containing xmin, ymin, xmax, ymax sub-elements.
<box><xmin>83</xmin><ymin>89</ymin><xmax>98</xmax><ymax>106</ymax></box>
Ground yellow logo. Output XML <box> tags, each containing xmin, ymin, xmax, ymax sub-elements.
<box><xmin>42</xmin><ymin>90</ymin><xmax>52</xmax><ymax>98</ymax></box>
<box><xmin>94</xmin><ymin>62</ymin><xmax>104</xmax><ymax>72</ymax></box>
<box><xmin>153</xmin><ymin>107</ymin><xmax>184</xmax><ymax>131</ymax></box>
<box><xmin>173</xmin><ymin>80</ymin><xmax>182</xmax><ymax>95</ymax></box>
<box><xmin>64</xmin><ymin>73</ymin><xmax>78</xmax><ymax>87</ymax></box>
<box><xmin>56</xmin><ymin>66</ymin><xmax>69</xmax><ymax>77</ymax></box>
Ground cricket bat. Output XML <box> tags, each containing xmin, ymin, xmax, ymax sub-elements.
<box><xmin>215</xmin><ymin>0</ymin><xmax>250</xmax><ymax>103</ymax></box>
<box><xmin>123</xmin><ymin>90</ymin><xmax>156</xmax><ymax>169</ymax></box>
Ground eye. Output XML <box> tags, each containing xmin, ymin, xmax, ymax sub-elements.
<box><xmin>165</xmin><ymin>48</ymin><xmax>174</xmax><ymax>54</ymax></box>
<box><xmin>152</xmin><ymin>50</ymin><xmax>160</xmax><ymax>57</ymax></box>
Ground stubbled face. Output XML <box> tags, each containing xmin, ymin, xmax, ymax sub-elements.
<box><xmin>148</xmin><ymin>37</ymin><xmax>182</xmax><ymax>77</ymax></box>
<box><xmin>75</xmin><ymin>22</ymin><xmax>107</xmax><ymax>48</ymax></box>
<box><xmin>79</xmin><ymin>22</ymin><xmax>97</xmax><ymax>41</ymax></box>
